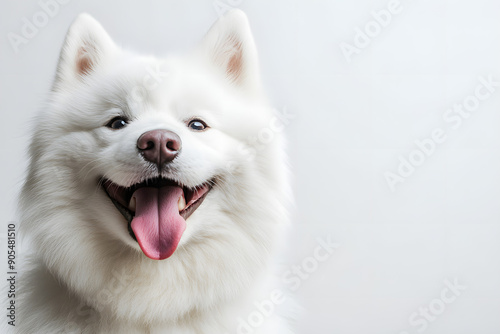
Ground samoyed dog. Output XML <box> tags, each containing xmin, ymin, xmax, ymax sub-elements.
<box><xmin>17</xmin><ymin>10</ymin><xmax>292</xmax><ymax>334</ymax></box>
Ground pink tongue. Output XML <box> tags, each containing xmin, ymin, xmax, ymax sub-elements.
<box><xmin>130</xmin><ymin>186</ymin><xmax>186</xmax><ymax>260</ymax></box>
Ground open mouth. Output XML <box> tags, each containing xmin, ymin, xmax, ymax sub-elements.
<box><xmin>102</xmin><ymin>177</ymin><xmax>212</xmax><ymax>260</ymax></box>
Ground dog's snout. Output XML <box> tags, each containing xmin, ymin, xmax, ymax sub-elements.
<box><xmin>137</xmin><ymin>129</ymin><xmax>181</xmax><ymax>167</ymax></box>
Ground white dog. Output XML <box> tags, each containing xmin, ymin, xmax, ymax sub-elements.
<box><xmin>16</xmin><ymin>10</ymin><xmax>292</xmax><ymax>334</ymax></box>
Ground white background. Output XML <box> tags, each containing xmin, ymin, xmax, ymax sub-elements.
<box><xmin>1</xmin><ymin>0</ymin><xmax>500</xmax><ymax>333</ymax></box>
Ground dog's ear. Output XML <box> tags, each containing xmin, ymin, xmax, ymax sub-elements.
<box><xmin>53</xmin><ymin>13</ymin><xmax>117</xmax><ymax>90</ymax></box>
<box><xmin>200</xmin><ymin>10</ymin><xmax>262</xmax><ymax>97</ymax></box>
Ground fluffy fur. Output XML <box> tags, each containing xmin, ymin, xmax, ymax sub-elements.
<box><xmin>17</xmin><ymin>11</ymin><xmax>292</xmax><ymax>334</ymax></box>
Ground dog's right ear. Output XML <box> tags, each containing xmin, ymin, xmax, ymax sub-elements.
<box><xmin>52</xmin><ymin>13</ymin><xmax>117</xmax><ymax>91</ymax></box>
<box><xmin>199</xmin><ymin>10</ymin><xmax>263</xmax><ymax>98</ymax></box>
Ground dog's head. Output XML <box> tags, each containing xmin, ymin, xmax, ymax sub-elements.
<box><xmin>21</xmin><ymin>11</ymin><xmax>289</xmax><ymax>321</ymax></box>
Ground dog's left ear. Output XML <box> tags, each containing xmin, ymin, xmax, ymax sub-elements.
<box><xmin>200</xmin><ymin>10</ymin><xmax>263</xmax><ymax>97</ymax></box>
<box><xmin>52</xmin><ymin>13</ymin><xmax>117</xmax><ymax>91</ymax></box>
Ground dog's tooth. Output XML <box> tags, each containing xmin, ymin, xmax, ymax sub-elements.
<box><xmin>129</xmin><ymin>196</ymin><xmax>136</xmax><ymax>212</ymax></box>
<box><xmin>178</xmin><ymin>193</ymin><xmax>186</xmax><ymax>212</ymax></box>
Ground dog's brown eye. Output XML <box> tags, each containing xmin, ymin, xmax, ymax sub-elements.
<box><xmin>106</xmin><ymin>117</ymin><xmax>128</xmax><ymax>130</ymax></box>
<box><xmin>188</xmin><ymin>119</ymin><xmax>208</xmax><ymax>131</ymax></box>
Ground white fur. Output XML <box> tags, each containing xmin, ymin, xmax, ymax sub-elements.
<box><xmin>17</xmin><ymin>10</ymin><xmax>293</xmax><ymax>334</ymax></box>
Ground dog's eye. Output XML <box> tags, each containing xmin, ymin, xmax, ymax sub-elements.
<box><xmin>188</xmin><ymin>119</ymin><xmax>208</xmax><ymax>131</ymax></box>
<box><xmin>106</xmin><ymin>117</ymin><xmax>128</xmax><ymax>130</ymax></box>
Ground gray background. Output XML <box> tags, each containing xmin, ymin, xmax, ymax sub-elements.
<box><xmin>2</xmin><ymin>0</ymin><xmax>500</xmax><ymax>333</ymax></box>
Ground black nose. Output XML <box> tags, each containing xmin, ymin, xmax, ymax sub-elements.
<box><xmin>137</xmin><ymin>129</ymin><xmax>181</xmax><ymax>167</ymax></box>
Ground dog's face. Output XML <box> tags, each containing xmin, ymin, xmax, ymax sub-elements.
<box><xmin>62</xmin><ymin>56</ymin><xmax>268</xmax><ymax>261</ymax></box>
<box><xmin>21</xmin><ymin>11</ymin><xmax>288</xmax><ymax>320</ymax></box>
